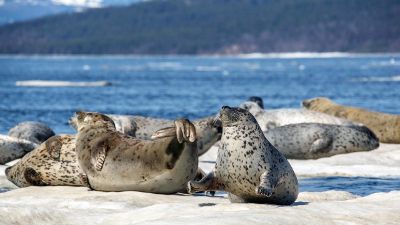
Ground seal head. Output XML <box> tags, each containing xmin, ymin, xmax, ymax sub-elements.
<box><xmin>248</xmin><ymin>96</ymin><xmax>264</xmax><ymax>109</ymax></box>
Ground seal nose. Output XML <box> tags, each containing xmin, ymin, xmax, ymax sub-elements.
<box><xmin>5</xmin><ymin>166</ymin><xmax>11</xmax><ymax>177</ymax></box>
<box><xmin>222</xmin><ymin>106</ymin><xmax>231</xmax><ymax>110</ymax></box>
<box><xmin>302</xmin><ymin>100</ymin><xmax>310</xmax><ymax>108</ymax></box>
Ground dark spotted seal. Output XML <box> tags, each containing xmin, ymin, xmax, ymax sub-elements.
<box><xmin>303</xmin><ymin>97</ymin><xmax>400</xmax><ymax>143</ymax></box>
<box><xmin>188</xmin><ymin>106</ymin><xmax>298</xmax><ymax>205</ymax></box>
<box><xmin>8</xmin><ymin>121</ymin><xmax>55</xmax><ymax>144</ymax></box>
<box><xmin>74</xmin><ymin>111</ymin><xmax>198</xmax><ymax>193</ymax></box>
<box><xmin>5</xmin><ymin>135</ymin><xmax>87</xmax><ymax>187</ymax></box>
<box><xmin>265</xmin><ymin>123</ymin><xmax>379</xmax><ymax>159</ymax></box>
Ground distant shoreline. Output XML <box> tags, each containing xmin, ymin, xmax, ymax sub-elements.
<box><xmin>1</xmin><ymin>52</ymin><xmax>400</xmax><ymax>59</ymax></box>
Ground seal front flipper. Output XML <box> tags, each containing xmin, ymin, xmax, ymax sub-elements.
<box><xmin>24</xmin><ymin>167</ymin><xmax>47</xmax><ymax>186</ymax></box>
<box><xmin>45</xmin><ymin>135</ymin><xmax>62</xmax><ymax>160</ymax></box>
<box><xmin>92</xmin><ymin>141</ymin><xmax>108</xmax><ymax>171</ymax></box>
<box><xmin>151</xmin><ymin>127</ymin><xmax>176</xmax><ymax>140</ymax></box>
<box><xmin>175</xmin><ymin>119</ymin><xmax>197</xmax><ymax>143</ymax></box>
<box><xmin>256</xmin><ymin>171</ymin><xmax>275</xmax><ymax>197</ymax></box>
<box><xmin>188</xmin><ymin>171</ymin><xmax>219</xmax><ymax>193</ymax></box>
<box><xmin>310</xmin><ymin>135</ymin><xmax>333</xmax><ymax>153</ymax></box>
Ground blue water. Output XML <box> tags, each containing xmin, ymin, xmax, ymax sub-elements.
<box><xmin>1</xmin><ymin>54</ymin><xmax>400</xmax><ymax>196</ymax></box>
<box><xmin>1</xmin><ymin>54</ymin><xmax>400</xmax><ymax>134</ymax></box>
<box><xmin>300</xmin><ymin>177</ymin><xmax>400</xmax><ymax>196</ymax></box>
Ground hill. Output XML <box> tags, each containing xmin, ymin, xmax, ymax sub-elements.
<box><xmin>0</xmin><ymin>0</ymin><xmax>399</xmax><ymax>54</ymax></box>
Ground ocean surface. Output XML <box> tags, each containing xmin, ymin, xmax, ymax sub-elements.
<box><xmin>1</xmin><ymin>53</ymin><xmax>400</xmax><ymax>195</ymax></box>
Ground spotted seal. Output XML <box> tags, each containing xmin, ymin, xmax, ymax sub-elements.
<box><xmin>75</xmin><ymin>111</ymin><xmax>198</xmax><ymax>193</ymax></box>
<box><xmin>188</xmin><ymin>106</ymin><xmax>298</xmax><ymax>205</ymax></box>
<box><xmin>8</xmin><ymin>121</ymin><xmax>55</xmax><ymax>144</ymax></box>
<box><xmin>70</xmin><ymin>114</ymin><xmax>221</xmax><ymax>156</ymax></box>
<box><xmin>5</xmin><ymin>135</ymin><xmax>87</xmax><ymax>187</ymax></box>
<box><xmin>302</xmin><ymin>97</ymin><xmax>400</xmax><ymax>143</ymax></box>
<box><xmin>240</xmin><ymin>101</ymin><xmax>358</xmax><ymax>131</ymax></box>
<box><xmin>265</xmin><ymin>123</ymin><xmax>379</xmax><ymax>159</ymax></box>
<box><xmin>0</xmin><ymin>135</ymin><xmax>38</xmax><ymax>165</ymax></box>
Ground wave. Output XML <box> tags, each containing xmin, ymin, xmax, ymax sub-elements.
<box><xmin>354</xmin><ymin>76</ymin><xmax>400</xmax><ymax>82</ymax></box>
<box><xmin>16</xmin><ymin>80</ymin><xmax>112</xmax><ymax>87</ymax></box>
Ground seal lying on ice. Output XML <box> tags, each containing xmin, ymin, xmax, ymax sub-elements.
<box><xmin>8</xmin><ymin>121</ymin><xmax>55</xmax><ymax>144</ymax></box>
<box><xmin>0</xmin><ymin>135</ymin><xmax>38</xmax><ymax>165</ymax></box>
<box><xmin>265</xmin><ymin>123</ymin><xmax>379</xmax><ymax>159</ymax></box>
<box><xmin>5</xmin><ymin>135</ymin><xmax>87</xmax><ymax>187</ymax></box>
<box><xmin>75</xmin><ymin>112</ymin><xmax>199</xmax><ymax>194</ymax></box>
<box><xmin>303</xmin><ymin>97</ymin><xmax>400</xmax><ymax>143</ymax></box>
<box><xmin>188</xmin><ymin>106</ymin><xmax>298</xmax><ymax>205</ymax></box>
<box><xmin>70</xmin><ymin>114</ymin><xmax>221</xmax><ymax>156</ymax></box>
<box><xmin>240</xmin><ymin>101</ymin><xmax>358</xmax><ymax>131</ymax></box>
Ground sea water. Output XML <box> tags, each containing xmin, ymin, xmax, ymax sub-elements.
<box><xmin>0</xmin><ymin>54</ymin><xmax>400</xmax><ymax>195</ymax></box>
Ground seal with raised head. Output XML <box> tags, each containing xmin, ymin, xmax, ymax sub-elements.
<box><xmin>248</xmin><ymin>96</ymin><xmax>264</xmax><ymax>109</ymax></box>
<box><xmin>0</xmin><ymin>135</ymin><xmax>38</xmax><ymax>165</ymax></box>
<box><xmin>5</xmin><ymin>135</ymin><xmax>87</xmax><ymax>187</ymax></box>
<box><xmin>75</xmin><ymin>111</ymin><xmax>199</xmax><ymax>193</ymax></box>
<box><xmin>240</xmin><ymin>101</ymin><xmax>358</xmax><ymax>131</ymax></box>
<box><xmin>8</xmin><ymin>121</ymin><xmax>55</xmax><ymax>144</ymax></box>
<box><xmin>302</xmin><ymin>97</ymin><xmax>400</xmax><ymax>143</ymax></box>
<box><xmin>265</xmin><ymin>123</ymin><xmax>379</xmax><ymax>159</ymax></box>
<box><xmin>70</xmin><ymin>114</ymin><xmax>221</xmax><ymax>156</ymax></box>
<box><xmin>188</xmin><ymin>106</ymin><xmax>298</xmax><ymax>205</ymax></box>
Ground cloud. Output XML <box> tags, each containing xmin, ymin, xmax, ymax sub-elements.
<box><xmin>0</xmin><ymin>0</ymin><xmax>4</xmax><ymax>6</ymax></box>
<box><xmin>51</xmin><ymin>0</ymin><xmax>102</xmax><ymax>8</ymax></box>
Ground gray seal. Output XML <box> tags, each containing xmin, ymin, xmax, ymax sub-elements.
<box><xmin>70</xmin><ymin>114</ymin><xmax>221</xmax><ymax>156</ymax></box>
<box><xmin>188</xmin><ymin>106</ymin><xmax>298</xmax><ymax>205</ymax></box>
<box><xmin>5</xmin><ymin>135</ymin><xmax>87</xmax><ymax>187</ymax></box>
<box><xmin>8</xmin><ymin>121</ymin><xmax>55</xmax><ymax>144</ymax></box>
<box><xmin>0</xmin><ymin>135</ymin><xmax>38</xmax><ymax>164</ymax></box>
<box><xmin>75</xmin><ymin>112</ymin><xmax>199</xmax><ymax>193</ymax></box>
<box><xmin>265</xmin><ymin>123</ymin><xmax>380</xmax><ymax>159</ymax></box>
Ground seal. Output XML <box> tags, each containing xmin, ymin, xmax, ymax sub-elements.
<box><xmin>302</xmin><ymin>97</ymin><xmax>400</xmax><ymax>143</ymax></box>
<box><xmin>240</xmin><ymin>101</ymin><xmax>358</xmax><ymax>131</ymax></box>
<box><xmin>8</xmin><ymin>121</ymin><xmax>55</xmax><ymax>144</ymax></box>
<box><xmin>0</xmin><ymin>135</ymin><xmax>38</xmax><ymax>165</ymax></box>
<box><xmin>265</xmin><ymin>123</ymin><xmax>379</xmax><ymax>159</ymax></box>
<box><xmin>74</xmin><ymin>111</ymin><xmax>199</xmax><ymax>193</ymax></box>
<box><xmin>70</xmin><ymin>114</ymin><xmax>221</xmax><ymax>156</ymax></box>
<box><xmin>248</xmin><ymin>96</ymin><xmax>264</xmax><ymax>109</ymax></box>
<box><xmin>188</xmin><ymin>106</ymin><xmax>298</xmax><ymax>205</ymax></box>
<box><xmin>5</xmin><ymin>134</ymin><xmax>87</xmax><ymax>187</ymax></box>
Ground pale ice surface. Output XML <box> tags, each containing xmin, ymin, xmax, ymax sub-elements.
<box><xmin>0</xmin><ymin>186</ymin><xmax>398</xmax><ymax>225</ymax></box>
<box><xmin>0</xmin><ymin>144</ymin><xmax>399</xmax><ymax>224</ymax></box>
<box><xmin>15</xmin><ymin>80</ymin><xmax>111</xmax><ymax>87</ymax></box>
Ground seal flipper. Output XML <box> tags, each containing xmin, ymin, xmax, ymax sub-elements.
<box><xmin>151</xmin><ymin>127</ymin><xmax>176</xmax><ymax>140</ymax></box>
<box><xmin>256</xmin><ymin>171</ymin><xmax>275</xmax><ymax>197</ymax></box>
<box><xmin>92</xmin><ymin>141</ymin><xmax>108</xmax><ymax>171</ymax></box>
<box><xmin>310</xmin><ymin>136</ymin><xmax>333</xmax><ymax>153</ymax></box>
<box><xmin>45</xmin><ymin>135</ymin><xmax>62</xmax><ymax>160</ymax></box>
<box><xmin>188</xmin><ymin>171</ymin><xmax>220</xmax><ymax>193</ymax></box>
<box><xmin>24</xmin><ymin>167</ymin><xmax>47</xmax><ymax>186</ymax></box>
